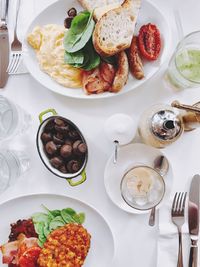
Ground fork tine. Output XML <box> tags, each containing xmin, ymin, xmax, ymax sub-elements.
<box><xmin>9</xmin><ymin>55</ymin><xmax>18</xmax><ymax>74</ymax></box>
<box><xmin>175</xmin><ymin>192</ymin><xmax>181</xmax><ymax>211</ymax></box>
<box><xmin>172</xmin><ymin>192</ymin><xmax>187</xmax><ymax>215</ymax></box>
<box><xmin>7</xmin><ymin>55</ymin><xmax>16</xmax><ymax>73</ymax></box>
<box><xmin>11</xmin><ymin>54</ymin><xmax>21</xmax><ymax>74</ymax></box>
<box><xmin>172</xmin><ymin>192</ymin><xmax>178</xmax><ymax>213</ymax></box>
<box><xmin>178</xmin><ymin>192</ymin><xmax>184</xmax><ymax>212</ymax></box>
<box><xmin>7</xmin><ymin>53</ymin><xmax>22</xmax><ymax>74</ymax></box>
<box><xmin>9</xmin><ymin>54</ymin><xmax>21</xmax><ymax>74</ymax></box>
<box><xmin>182</xmin><ymin>192</ymin><xmax>187</xmax><ymax>212</ymax></box>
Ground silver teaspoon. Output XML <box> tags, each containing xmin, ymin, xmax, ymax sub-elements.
<box><xmin>149</xmin><ymin>155</ymin><xmax>169</xmax><ymax>226</ymax></box>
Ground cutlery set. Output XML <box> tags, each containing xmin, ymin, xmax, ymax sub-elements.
<box><xmin>172</xmin><ymin>175</ymin><xmax>200</xmax><ymax>267</ymax></box>
<box><xmin>0</xmin><ymin>0</ymin><xmax>22</xmax><ymax>88</ymax></box>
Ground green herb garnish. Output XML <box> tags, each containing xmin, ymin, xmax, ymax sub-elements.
<box><xmin>64</xmin><ymin>10</ymin><xmax>100</xmax><ymax>70</ymax></box>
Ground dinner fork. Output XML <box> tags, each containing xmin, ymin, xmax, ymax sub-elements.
<box><xmin>7</xmin><ymin>0</ymin><xmax>22</xmax><ymax>74</ymax></box>
<box><xmin>171</xmin><ymin>192</ymin><xmax>187</xmax><ymax>267</ymax></box>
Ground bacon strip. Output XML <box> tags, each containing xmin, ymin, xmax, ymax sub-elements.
<box><xmin>82</xmin><ymin>62</ymin><xmax>116</xmax><ymax>94</ymax></box>
<box><xmin>1</xmin><ymin>234</ymin><xmax>38</xmax><ymax>265</ymax></box>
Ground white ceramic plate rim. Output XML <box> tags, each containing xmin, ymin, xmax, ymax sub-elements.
<box><xmin>104</xmin><ymin>143</ymin><xmax>173</xmax><ymax>214</ymax></box>
<box><xmin>0</xmin><ymin>193</ymin><xmax>115</xmax><ymax>265</ymax></box>
<box><xmin>23</xmin><ymin>0</ymin><xmax>172</xmax><ymax>100</ymax></box>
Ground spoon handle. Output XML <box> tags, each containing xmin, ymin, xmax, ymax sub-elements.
<box><xmin>149</xmin><ymin>207</ymin><xmax>156</xmax><ymax>226</ymax></box>
<box><xmin>171</xmin><ymin>101</ymin><xmax>200</xmax><ymax>114</ymax></box>
<box><xmin>113</xmin><ymin>140</ymin><xmax>119</xmax><ymax>164</ymax></box>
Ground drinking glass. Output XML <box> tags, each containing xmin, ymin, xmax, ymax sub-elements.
<box><xmin>0</xmin><ymin>149</ymin><xmax>30</xmax><ymax>194</ymax></box>
<box><xmin>165</xmin><ymin>31</ymin><xmax>200</xmax><ymax>90</ymax></box>
<box><xmin>0</xmin><ymin>95</ymin><xmax>31</xmax><ymax>141</ymax></box>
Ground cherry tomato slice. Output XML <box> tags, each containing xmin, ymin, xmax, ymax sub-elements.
<box><xmin>138</xmin><ymin>23</ymin><xmax>161</xmax><ymax>61</ymax></box>
<box><xmin>19</xmin><ymin>246</ymin><xmax>41</xmax><ymax>267</ymax></box>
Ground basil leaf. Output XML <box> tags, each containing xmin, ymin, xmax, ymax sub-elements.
<box><xmin>41</xmin><ymin>205</ymin><xmax>55</xmax><ymax>220</ymax></box>
<box><xmin>73</xmin><ymin>213</ymin><xmax>85</xmax><ymax>224</ymax></box>
<box><xmin>64</xmin><ymin>11</ymin><xmax>95</xmax><ymax>53</ymax></box>
<box><xmin>32</xmin><ymin>212</ymin><xmax>50</xmax><ymax>224</ymax></box>
<box><xmin>34</xmin><ymin>222</ymin><xmax>45</xmax><ymax>235</ymax></box>
<box><xmin>43</xmin><ymin>223</ymin><xmax>51</xmax><ymax>238</ymax></box>
<box><xmin>64</xmin><ymin>50</ymin><xmax>85</xmax><ymax>65</ymax></box>
<box><xmin>61</xmin><ymin>209</ymin><xmax>76</xmax><ymax>223</ymax></box>
<box><xmin>71</xmin><ymin>11</ymin><xmax>90</xmax><ymax>34</ymax></box>
<box><xmin>50</xmin><ymin>210</ymin><xmax>61</xmax><ymax>217</ymax></box>
<box><xmin>82</xmin><ymin>39</ymin><xmax>100</xmax><ymax>70</ymax></box>
<box><xmin>49</xmin><ymin>216</ymin><xmax>65</xmax><ymax>231</ymax></box>
<box><xmin>77</xmin><ymin>213</ymin><xmax>85</xmax><ymax>224</ymax></box>
<box><xmin>62</xmin><ymin>208</ymin><xmax>77</xmax><ymax>216</ymax></box>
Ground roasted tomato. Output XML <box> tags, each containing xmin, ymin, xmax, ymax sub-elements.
<box><xmin>18</xmin><ymin>246</ymin><xmax>41</xmax><ymax>267</ymax></box>
<box><xmin>138</xmin><ymin>23</ymin><xmax>161</xmax><ymax>61</ymax></box>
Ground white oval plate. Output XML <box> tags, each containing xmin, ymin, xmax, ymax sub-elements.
<box><xmin>24</xmin><ymin>0</ymin><xmax>171</xmax><ymax>99</ymax></box>
<box><xmin>0</xmin><ymin>194</ymin><xmax>114</xmax><ymax>267</ymax></box>
<box><xmin>104</xmin><ymin>143</ymin><xmax>173</xmax><ymax>214</ymax></box>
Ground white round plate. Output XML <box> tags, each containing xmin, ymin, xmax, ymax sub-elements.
<box><xmin>24</xmin><ymin>0</ymin><xmax>171</xmax><ymax>99</ymax></box>
<box><xmin>104</xmin><ymin>143</ymin><xmax>173</xmax><ymax>214</ymax></box>
<box><xmin>0</xmin><ymin>194</ymin><xmax>114</xmax><ymax>267</ymax></box>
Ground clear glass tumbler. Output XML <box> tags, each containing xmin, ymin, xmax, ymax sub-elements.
<box><xmin>0</xmin><ymin>149</ymin><xmax>30</xmax><ymax>194</ymax></box>
<box><xmin>0</xmin><ymin>95</ymin><xmax>31</xmax><ymax>141</ymax></box>
<box><xmin>165</xmin><ymin>31</ymin><xmax>200</xmax><ymax>90</ymax></box>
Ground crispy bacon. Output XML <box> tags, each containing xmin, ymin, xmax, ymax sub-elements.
<box><xmin>1</xmin><ymin>241</ymin><xmax>18</xmax><ymax>264</ymax></box>
<box><xmin>82</xmin><ymin>62</ymin><xmax>116</xmax><ymax>94</ymax></box>
<box><xmin>1</xmin><ymin>234</ymin><xmax>39</xmax><ymax>266</ymax></box>
<box><xmin>99</xmin><ymin>62</ymin><xmax>116</xmax><ymax>84</ymax></box>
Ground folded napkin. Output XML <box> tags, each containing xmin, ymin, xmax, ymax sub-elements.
<box><xmin>157</xmin><ymin>202</ymin><xmax>199</xmax><ymax>267</ymax></box>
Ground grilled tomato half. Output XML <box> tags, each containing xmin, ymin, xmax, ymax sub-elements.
<box><xmin>138</xmin><ymin>23</ymin><xmax>161</xmax><ymax>61</ymax></box>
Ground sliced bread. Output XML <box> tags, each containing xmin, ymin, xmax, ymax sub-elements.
<box><xmin>93</xmin><ymin>3</ymin><xmax>121</xmax><ymax>21</ymax></box>
<box><xmin>78</xmin><ymin>0</ymin><xmax>123</xmax><ymax>14</ymax></box>
<box><xmin>93</xmin><ymin>0</ymin><xmax>141</xmax><ymax>57</ymax></box>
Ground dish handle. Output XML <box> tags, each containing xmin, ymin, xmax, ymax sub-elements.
<box><xmin>67</xmin><ymin>169</ymin><xmax>87</xmax><ymax>186</ymax></box>
<box><xmin>39</xmin><ymin>109</ymin><xmax>57</xmax><ymax>123</ymax></box>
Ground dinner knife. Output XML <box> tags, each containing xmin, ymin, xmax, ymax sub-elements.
<box><xmin>188</xmin><ymin>174</ymin><xmax>200</xmax><ymax>267</ymax></box>
<box><xmin>0</xmin><ymin>0</ymin><xmax>9</xmax><ymax>88</ymax></box>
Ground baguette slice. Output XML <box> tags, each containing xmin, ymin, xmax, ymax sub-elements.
<box><xmin>93</xmin><ymin>0</ymin><xmax>141</xmax><ymax>57</ymax></box>
<box><xmin>94</xmin><ymin>3</ymin><xmax>123</xmax><ymax>20</ymax></box>
<box><xmin>78</xmin><ymin>0</ymin><xmax>123</xmax><ymax>14</ymax></box>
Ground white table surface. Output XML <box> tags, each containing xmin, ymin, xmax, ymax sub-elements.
<box><xmin>0</xmin><ymin>0</ymin><xmax>200</xmax><ymax>266</ymax></box>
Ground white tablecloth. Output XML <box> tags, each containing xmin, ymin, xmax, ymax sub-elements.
<box><xmin>0</xmin><ymin>0</ymin><xmax>200</xmax><ymax>266</ymax></box>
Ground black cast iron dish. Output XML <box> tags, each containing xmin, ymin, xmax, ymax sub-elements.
<box><xmin>36</xmin><ymin>109</ymin><xmax>88</xmax><ymax>186</ymax></box>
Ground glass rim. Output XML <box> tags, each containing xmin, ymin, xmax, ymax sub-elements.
<box><xmin>175</xmin><ymin>30</ymin><xmax>200</xmax><ymax>84</ymax></box>
<box><xmin>177</xmin><ymin>30</ymin><xmax>200</xmax><ymax>48</ymax></box>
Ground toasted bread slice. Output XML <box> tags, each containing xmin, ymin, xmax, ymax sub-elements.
<box><xmin>93</xmin><ymin>0</ymin><xmax>141</xmax><ymax>57</ymax></box>
<box><xmin>78</xmin><ymin>0</ymin><xmax>122</xmax><ymax>14</ymax></box>
<box><xmin>94</xmin><ymin>3</ymin><xmax>121</xmax><ymax>20</ymax></box>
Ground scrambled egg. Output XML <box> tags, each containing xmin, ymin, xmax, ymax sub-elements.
<box><xmin>27</xmin><ymin>24</ymin><xmax>83</xmax><ymax>88</ymax></box>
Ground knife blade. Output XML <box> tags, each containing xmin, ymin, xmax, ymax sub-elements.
<box><xmin>0</xmin><ymin>0</ymin><xmax>9</xmax><ymax>88</ymax></box>
<box><xmin>188</xmin><ymin>174</ymin><xmax>200</xmax><ymax>267</ymax></box>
